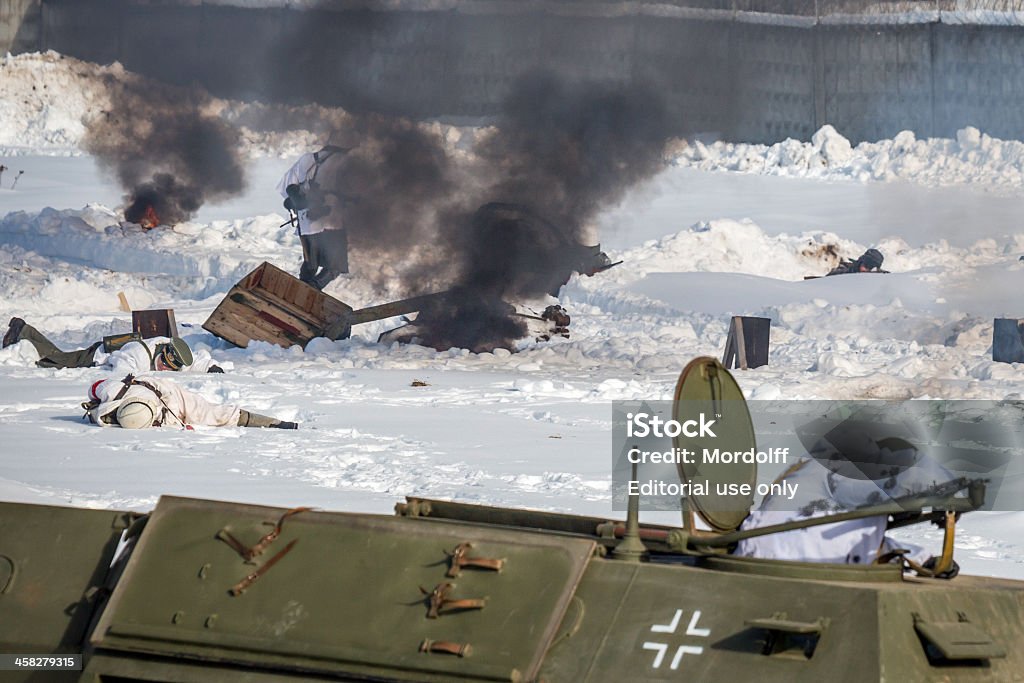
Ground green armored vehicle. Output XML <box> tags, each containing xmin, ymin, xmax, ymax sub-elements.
<box><xmin>1</xmin><ymin>358</ymin><xmax>1021</xmax><ymax>681</ymax></box>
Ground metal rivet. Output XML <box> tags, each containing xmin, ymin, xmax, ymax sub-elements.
<box><xmin>198</xmin><ymin>563</ymin><xmax>210</xmax><ymax>580</ymax></box>
<box><xmin>172</xmin><ymin>611</ymin><xmax>185</xmax><ymax>624</ymax></box>
<box><xmin>205</xmin><ymin>614</ymin><xmax>218</xmax><ymax>628</ymax></box>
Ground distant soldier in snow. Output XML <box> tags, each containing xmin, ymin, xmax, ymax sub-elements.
<box><xmin>83</xmin><ymin>375</ymin><xmax>297</xmax><ymax>430</ymax></box>
<box><xmin>826</xmin><ymin>248</ymin><xmax>887</xmax><ymax>276</ymax></box>
<box><xmin>2</xmin><ymin>317</ymin><xmax>224</xmax><ymax>373</ymax></box>
<box><xmin>278</xmin><ymin>143</ymin><xmax>350</xmax><ymax>291</ymax></box>
<box><xmin>733</xmin><ymin>436</ymin><xmax>958</xmax><ymax>578</ymax></box>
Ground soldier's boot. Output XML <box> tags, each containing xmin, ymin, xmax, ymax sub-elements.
<box><xmin>238</xmin><ymin>409</ymin><xmax>298</xmax><ymax>430</ymax></box>
<box><xmin>3</xmin><ymin>317</ymin><xmax>26</xmax><ymax>348</ymax></box>
<box><xmin>6</xmin><ymin>320</ymin><xmax>100</xmax><ymax>369</ymax></box>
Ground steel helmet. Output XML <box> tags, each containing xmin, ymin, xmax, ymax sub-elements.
<box><xmin>116</xmin><ymin>400</ymin><xmax>156</xmax><ymax>429</ymax></box>
<box><xmin>860</xmin><ymin>248</ymin><xmax>884</xmax><ymax>270</ymax></box>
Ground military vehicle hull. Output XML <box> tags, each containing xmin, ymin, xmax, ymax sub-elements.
<box><xmin>1</xmin><ymin>495</ymin><xmax>1020</xmax><ymax>682</ymax></box>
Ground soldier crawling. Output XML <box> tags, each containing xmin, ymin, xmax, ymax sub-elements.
<box><xmin>826</xmin><ymin>248</ymin><xmax>887</xmax><ymax>276</ymax></box>
<box><xmin>83</xmin><ymin>375</ymin><xmax>297</xmax><ymax>430</ymax></box>
<box><xmin>3</xmin><ymin>317</ymin><xmax>224</xmax><ymax>373</ymax></box>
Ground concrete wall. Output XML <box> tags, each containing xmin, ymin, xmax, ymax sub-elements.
<box><xmin>13</xmin><ymin>1</ymin><xmax>1024</xmax><ymax>143</ymax></box>
<box><xmin>0</xmin><ymin>0</ymin><xmax>40</xmax><ymax>54</ymax></box>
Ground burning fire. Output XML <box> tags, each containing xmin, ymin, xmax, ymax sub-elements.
<box><xmin>139</xmin><ymin>205</ymin><xmax>159</xmax><ymax>230</ymax></box>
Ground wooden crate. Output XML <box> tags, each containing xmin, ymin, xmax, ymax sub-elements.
<box><xmin>132</xmin><ymin>309</ymin><xmax>177</xmax><ymax>339</ymax></box>
<box><xmin>203</xmin><ymin>262</ymin><xmax>353</xmax><ymax>349</ymax></box>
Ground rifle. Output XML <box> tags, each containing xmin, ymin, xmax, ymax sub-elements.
<box><xmin>279</xmin><ymin>209</ymin><xmax>299</xmax><ymax>231</ymax></box>
<box><xmin>587</xmin><ymin>260</ymin><xmax>623</xmax><ymax>276</ymax></box>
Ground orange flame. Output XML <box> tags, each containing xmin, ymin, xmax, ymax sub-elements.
<box><xmin>140</xmin><ymin>205</ymin><xmax>159</xmax><ymax>230</ymax></box>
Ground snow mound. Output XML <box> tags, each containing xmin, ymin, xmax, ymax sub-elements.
<box><xmin>0</xmin><ymin>52</ymin><xmax>326</xmax><ymax>158</ymax></box>
<box><xmin>0</xmin><ymin>51</ymin><xmax>475</xmax><ymax>160</ymax></box>
<box><xmin>674</xmin><ymin>125</ymin><xmax>1024</xmax><ymax>191</ymax></box>
<box><xmin>603</xmin><ymin>218</ymin><xmax>855</xmax><ymax>282</ymax></box>
<box><xmin>0</xmin><ymin>205</ymin><xmax>297</xmax><ymax>283</ymax></box>
<box><xmin>0</xmin><ymin>51</ymin><xmax>100</xmax><ymax>155</ymax></box>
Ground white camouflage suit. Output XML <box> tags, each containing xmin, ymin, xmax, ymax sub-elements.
<box><xmin>93</xmin><ymin>336</ymin><xmax>218</xmax><ymax>375</ymax></box>
<box><xmin>734</xmin><ymin>453</ymin><xmax>956</xmax><ymax>565</ymax></box>
<box><xmin>277</xmin><ymin>147</ymin><xmax>348</xmax><ymax>289</ymax></box>
<box><xmin>89</xmin><ymin>375</ymin><xmax>240</xmax><ymax>429</ymax></box>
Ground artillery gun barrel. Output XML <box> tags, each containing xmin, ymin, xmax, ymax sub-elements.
<box><xmin>325</xmin><ymin>290</ymin><xmax>451</xmax><ymax>340</ymax></box>
<box><xmin>348</xmin><ymin>291</ymin><xmax>451</xmax><ymax>326</ymax></box>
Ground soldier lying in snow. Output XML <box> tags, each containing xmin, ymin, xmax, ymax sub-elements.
<box><xmin>84</xmin><ymin>376</ymin><xmax>297</xmax><ymax>430</ymax></box>
<box><xmin>826</xmin><ymin>248</ymin><xmax>888</xmax><ymax>276</ymax></box>
<box><xmin>3</xmin><ymin>318</ymin><xmax>223</xmax><ymax>373</ymax></box>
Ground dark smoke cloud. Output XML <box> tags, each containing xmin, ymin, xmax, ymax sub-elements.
<box><xmin>263</xmin><ymin>8</ymin><xmax>397</xmax><ymax>114</ymax></box>
<box><xmin>320</xmin><ymin>72</ymin><xmax>672</xmax><ymax>296</ymax></box>
<box><xmin>84</xmin><ymin>81</ymin><xmax>246</xmax><ymax>225</ymax></box>
<box><xmin>462</xmin><ymin>73</ymin><xmax>673</xmax><ymax>300</ymax></box>
<box><xmin>475</xmin><ymin>73</ymin><xmax>673</xmax><ymax>242</ymax></box>
<box><xmin>77</xmin><ymin>2</ymin><xmax>676</xmax><ymax>351</ymax></box>
<box><xmin>307</xmin><ymin>71</ymin><xmax>674</xmax><ymax>350</ymax></box>
<box><xmin>325</xmin><ymin>115</ymin><xmax>461</xmax><ymax>288</ymax></box>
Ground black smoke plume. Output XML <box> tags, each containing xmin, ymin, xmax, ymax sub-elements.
<box><xmin>474</xmin><ymin>73</ymin><xmax>673</xmax><ymax>248</ymax></box>
<box><xmin>320</xmin><ymin>115</ymin><xmax>459</xmax><ymax>279</ymax></box>
<box><xmin>85</xmin><ymin>81</ymin><xmax>246</xmax><ymax>225</ymax></box>
<box><xmin>315</xmin><ymin>72</ymin><xmax>674</xmax><ymax>351</ymax></box>
<box><xmin>77</xmin><ymin>6</ymin><xmax>675</xmax><ymax>351</ymax></box>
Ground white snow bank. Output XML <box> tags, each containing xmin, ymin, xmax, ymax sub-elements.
<box><xmin>674</xmin><ymin>125</ymin><xmax>1024</xmax><ymax>192</ymax></box>
<box><xmin>4</xmin><ymin>52</ymin><xmax>1024</xmax><ymax>202</ymax></box>
<box><xmin>0</xmin><ymin>51</ymin><xmax>472</xmax><ymax>160</ymax></box>
<box><xmin>4</xmin><ymin>201</ymin><xmax>1024</xmax><ymax>402</ymax></box>
<box><xmin>0</xmin><ymin>205</ymin><xmax>297</xmax><ymax>283</ymax></box>
<box><xmin>0</xmin><ymin>51</ymin><xmax>324</xmax><ymax>158</ymax></box>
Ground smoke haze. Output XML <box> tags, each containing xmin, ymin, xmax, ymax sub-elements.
<box><xmin>84</xmin><ymin>81</ymin><xmax>246</xmax><ymax>225</ymax></box>
<box><xmin>79</xmin><ymin>7</ymin><xmax>678</xmax><ymax>350</ymax></box>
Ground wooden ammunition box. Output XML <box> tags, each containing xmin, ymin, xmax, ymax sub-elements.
<box><xmin>102</xmin><ymin>332</ymin><xmax>143</xmax><ymax>353</ymax></box>
<box><xmin>203</xmin><ymin>262</ymin><xmax>352</xmax><ymax>349</ymax></box>
<box><xmin>132</xmin><ymin>309</ymin><xmax>177</xmax><ymax>339</ymax></box>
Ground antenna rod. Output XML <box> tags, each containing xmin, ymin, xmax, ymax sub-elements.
<box><xmin>613</xmin><ymin>457</ymin><xmax>649</xmax><ymax>562</ymax></box>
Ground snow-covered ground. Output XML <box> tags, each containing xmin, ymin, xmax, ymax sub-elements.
<box><xmin>0</xmin><ymin>52</ymin><xmax>1022</xmax><ymax>580</ymax></box>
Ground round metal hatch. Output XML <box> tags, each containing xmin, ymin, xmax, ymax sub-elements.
<box><xmin>672</xmin><ymin>357</ymin><xmax>757</xmax><ymax>533</ymax></box>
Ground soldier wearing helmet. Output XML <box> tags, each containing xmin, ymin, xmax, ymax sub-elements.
<box><xmin>826</xmin><ymin>248</ymin><xmax>888</xmax><ymax>276</ymax></box>
<box><xmin>2</xmin><ymin>318</ymin><xmax>225</xmax><ymax>373</ymax></box>
<box><xmin>734</xmin><ymin>429</ymin><xmax>958</xmax><ymax>577</ymax></box>
<box><xmin>85</xmin><ymin>376</ymin><xmax>296</xmax><ymax>430</ymax></box>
